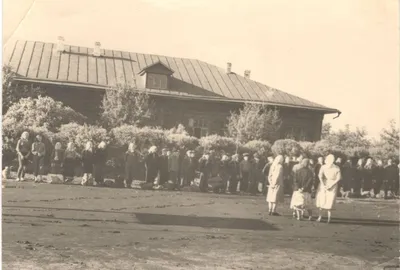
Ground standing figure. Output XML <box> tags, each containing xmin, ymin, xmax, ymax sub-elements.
<box><xmin>125</xmin><ymin>143</ymin><xmax>139</xmax><ymax>188</ymax></box>
<box><xmin>316</xmin><ymin>154</ymin><xmax>341</xmax><ymax>223</ymax></box>
<box><xmin>144</xmin><ymin>146</ymin><xmax>159</xmax><ymax>185</ymax></box>
<box><xmin>198</xmin><ymin>152</ymin><xmax>212</xmax><ymax>192</ymax></box>
<box><xmin>16</xmin><ymin>131</ymin><xmax>31</xmax><ymax>182</ymax></box>
<box><xmin>266</xmin><ymin>155</ymin><xmax>285</xmax><ymax>216</ymax></box>
<box><xmin>353</xmin><ymin>159</ymin><xmax>364</xmax><ymax>197</ymax></box>
<box><xmin>158</xmin><ymin>148</ymin><xmax>169</xmax><ymax>187</ymax></box>
<box><xmin>63</xmin><ymin>142</ymin><xmax>80</xmax><ymax>182</ymax></box>
<box><xmin>168</xmin><ymin>148</ymin><xmax>180</xmax><ymax>187</ymax></box>
<box><xmin>262</xmin><ymin>156</ymin><xmax>274</xmax><ymax>195</ymax></box>
<box><xmin>93</xmin><ymin>141</ymin><xmax>107</xmax><ymax>186</ymax></box>
<box><xmin>373</xmin><ymin>160</ymin><xmax>384</xmax><ymax>197</ymax></box>
<box><xmin>341</xmin><ymin>159</ymin><xmax>355</xmax><ymax>198</ymax></box>
<box><xmin>250</xmin><ymin>153</ymin><xmax>264</xmax><ymax>195</ymax></box>
<box><xmin>283</xmin><ymin>156</ymin><xmax>292</xmax><ymax>195</ymax></box>
<box><xmin>81</xmin><ymin>141</ymin><xmax>95</xmax><ymax>186</ymax></box>
<box><xmin>219</xmin><ymin>155</ymin><xmax>231</xmax><ymax>193</ymax></box>
<box><xmin>228</xmin><ymin>154</ymin><xmax>241</xmax><ymax>193</ymax></box>
<box><xmin>50</xmin><ymin>142</ymin><xmax>64</xmax><ymax>179</ymax></box>
<box><xmin>181</xmin><ymin>150</ymin><xmax>197</xmax><ymax>187</ymax></box>
<box><xmin>362</xmin><ymin>158</ymin><xmax>374</xmax><ymax>197</ymax></box>
<box><xmin>290</xmin><ymin>159</ymin><xmax>314</xmax><ymax>220</ymax></box>
<box><xmin>383</xmin><ymin>159</ymin><xmax>398</xmax><ymax>198</ymax></box>
<box><xmin>239</xmin><ymin>153</ymin><xmax>252</xmax><ymax>193</ymax></box>
<box><xmin>31</xmin><ymin>134</ymin><xmax>46</xmax><ymax>183</ymax></box>
<box><xmin>313</xmin><ymin>157</ymin><xmax>324</xmax><ymax>193</ymax></box>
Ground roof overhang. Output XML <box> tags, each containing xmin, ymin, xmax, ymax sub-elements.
<box><xmin>13</xmin><ymin>77</ymin><xmax>340</xmax><ymax>114</ymax></box>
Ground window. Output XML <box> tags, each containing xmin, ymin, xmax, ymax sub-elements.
<box><xmin>283</xmin><ymin>127</ymin><xmax>309</xmax><ymax>141</ymax></box>
<box><xmin>191</xmin><ymin>118</ymin><xmax>208</xmax><ymax>138</ymax></box>
<box><xmin>146</xmin><ymin>73</ymin><xmax>168</xmax><ymax>89</ymax></box>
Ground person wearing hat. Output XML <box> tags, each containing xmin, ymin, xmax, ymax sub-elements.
<box><xmin>198</xmin><ymin>151</ymin><xmax>212</xmax><ymax>192</ymax></box>
<box><xmin>31</xmin><ymin>134</ymin><xmax>46</xmax><ymax>183</ymax></box>
<box><xmin>228</xmin><ymin>154</ymin><xmax>241</xmax><ymax>193</ymax></box>
<box><xmin>182</xmin><ymin>150</ymin><xmax>197</xmax><ymax>187</ymax></box>
<box><xmin>144</xmin><ymin>146</ymin><xmax>160</xmax><ymax>184</ymax></box>
<box><xmin>157</xmin><ymin>148</ymin><xmax>169</xmax><ymax>187</ymax></box>
<box><xmin>239</xmin><ymin>153</ymin><xmax>252</xmax><ymax>193</ymax></box>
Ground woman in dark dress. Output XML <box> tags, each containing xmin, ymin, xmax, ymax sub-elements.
<box><xmin>181</xmin><ymin>150</ymin><xmax>197</xmax><ymax>187</ymax></box>
<box><xmin>93</xmin><ymin>141</ymin><xmax>107</xmax><ymax>186</ymax></box>
<box><xmin>63</xmin><ymin>142</ymin><xmax>80</xmax><ymax>182</ymax></box>
<box><xmin>373</xmin><ymin>160</ymin><xmax>385</xmax><ymax>196</ymax></box>
<box><xmin>50</xmin><ymin>142</ymin><xmax>64</xmax><ymax>175</ymax></box>
<box><xmin>144</xmin><ymin>146</ymin><xmax>159</xmax><ymax>185</ymax></box>
<box><xmin>81</xmin><ymin>141</ymin><xmax>95</xmax><ymax>186</ymax></box>
<box><xmin>125</xmin><ymin>143</ymin><xmax>139</xmax><ymax>188</ymax></box>
<box><xmin>228</xmin><ymin>154</ymin><xmax>241</xmax><ymax>194</ymax></box>
<box><xmin>16</xmin><ymin>131</ymin><xmax>31</xmax><ymax>181</ymax></box>
<box><xmin>353</xmin><ymin>158</ymin><xmax>364</xmax><ymax>197</ymax></box>
<box><xmin>362</xmin><ymin>158</ymin><xmax>374</xmax><ymax>196</ymax></box>
<box><xmin>219</xmin><ymin>155</ymin><xmax>231</xmax><ymax>193</ymax></box>
<box><xmin>199</xmin><ymin>152</ymin><xmax>212</xmax><ymax>192</ymax></box>
<box><xmin>31</xmin><ymin>135</ymin><xmax>46</xmax><ymax>183</ymax></box>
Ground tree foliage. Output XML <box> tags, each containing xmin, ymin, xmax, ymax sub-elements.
<box><xmin>271</xmin><ymin>139</ymin><xmax>302</xmax><ymax>157</ymax></box>
<box><xmin>3</xmin><ymin>96</ymin><xmax>86</xmax><ymax>133</ymax></box>
<box><xmin>2</xmin><ymin>65</ymin><xmax>44</xmax><ymax>114</ymax></box>
<box><xmin>227</xmin><ymin>103</ymin><xmax>281</xmax><ymax>143</ymax></box>
<box><xmin>101</xmin><ymin>84</ymin><xmax>155</xmax><ymax>128</ymax></box>
<box><xmin>380</xmin><ymin>119</ymin><xmax>399</xmax><ymax>150</ymax></box>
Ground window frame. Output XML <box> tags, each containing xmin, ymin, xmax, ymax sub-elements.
<box><xmin>146</xmin><ymin>73</ymin><xmax>168</xmax><ymax>90</ymax></box>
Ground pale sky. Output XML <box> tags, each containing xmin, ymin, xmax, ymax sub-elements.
<box><xmin>3</xmin><ymin>0</ymin><xmax>399</xmax><ymax>139</ymax></box>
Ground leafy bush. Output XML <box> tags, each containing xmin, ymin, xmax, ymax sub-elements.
<box><xmin>3</xmin><ymin>96</ymin><xmax>85</xmax><ymax>132</ymax></box>
<box><xmin>298</xmin><ymin>141</ymin><xmax>315</xmax><ymax>158</ymax></box>
<box><xmin>55</xmin><ymin>123</ymin><xmax>108</xmax><ymax>151</ymax></box>
<box><xmin>271</xmin><ymin>139</ymin><xmax>302</xmax><ymax>157</ymax></box>
<box><xmin>164</xmin><ymin>124</ymin><xmax>199</xmax><ymax>150</ymax></box>
<box><xmin>199</xmin><ymin>135</ymin><xmax>238</xmax><ymax>155</ymax></box>
<box><xmin>243</xmin><ymin>140</ymin><xmax>272</xmax><ymax>157</ymax></box>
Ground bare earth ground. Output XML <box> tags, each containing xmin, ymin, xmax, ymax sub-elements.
<box><xmin>2</xmin><ymin>179</ymin><xmax>400</xmax><ymax>270</ymax></box>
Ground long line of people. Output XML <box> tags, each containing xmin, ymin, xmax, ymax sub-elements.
<box><xmin>12</xmin><ymin>132</ymin><xmax>400</xmax><ymax>202</ymax></box>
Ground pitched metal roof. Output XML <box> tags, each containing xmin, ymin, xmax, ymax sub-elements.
<box><xmin>5</xmin><ymin>40</ymin><xmax>339</xmax><ymax>113</ymax></box>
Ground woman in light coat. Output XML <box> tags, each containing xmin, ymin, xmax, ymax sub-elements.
<box><xmin>266</xmin><ymin>155</ymin><xmax>285</xmax><ymax>216</ymax></box>
<box><xmin>316</xmin><ymin>154</ymin><xmax>342</xmax><ymax>223</ymax></box>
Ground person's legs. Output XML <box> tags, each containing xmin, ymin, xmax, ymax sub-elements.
<box><xmin>38</xmin><ymin>156</ymin><xmax>44</xmax><ymax>181</ymax></box>
<box><xmin>17</xmin><ymin>155</ymin><xmax>24</xmax><ymax>180</ymax></box>
<box><xmin>307</xmin><ymin>209</ymin><xmax>313</xmax><ymax>220</ymax></box>
<box><xmin>327</xmin><ymin>210</ymin><xmax>332</xmax><ymax>223</ymax></box>
<box><xmin>32</xmin><ymin>155</ymin><xmax>40</xmax><ymax>181</ymax></box>
<box><xmin>317</xmin><ymin>208</ymin><xmax>322</xmax><ymax>222</ymax></box>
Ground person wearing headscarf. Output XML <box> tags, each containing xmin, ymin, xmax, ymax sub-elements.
<box><xmin>383</xmin><ymin>159</ymin><xmax>399</xmax><ymax>198</ymax></box>
<box><xmin>16</xmin><ymin>131</ymin><xmax>31</xmax><ymax>181</ymax></box>
<box><xmin>228</xmin><ymin>154</ymin><xmax>241</xmax><ymax>194</ymax></box>
<box><xmin>372</xmin><ymin>160</ymin><xmax>384</xmax><ymax>197</ymax></box>
<box><xmin>362</xmin><ymin>158</ymin><xmax>375</xmax><ymax>197</ymax></box>
<box><xmin>50</xmin><ymin>142</ymin><xmax>64</xmax><ymax>175</ymax></box>
<box><xmin>316</xmin><ymin>154</ymin><xmax>341</xmax><ymax>223</ymax></box>
<box><xmin>290</xmin><ymin>158</ymin><xmax>314</xmax><ymax>220</ymax></box>
<box><xmin>198</xmin><ymin>152</ymin><xmax>212</xmax><ymax>192</ymax></box>
<box><xmin>181</xmin><ymin>150</ymin><xmax>197</xmax><ymax>187</ymax></box>
<box><xmin>144</xmin><ymin>146</ymin><xmax>159</xmax><ymax>185</ymax></box>
<box><xmin>124</xmin><ymin>143</ymin><xmax>139</xmax><ymax>188</ymax></box>
<box><xmin>63</xmin><ymin>142</ymin><xmax>80</xmax><ymax>182</ymax></box>
<box><xmin>262</xmin><ymin>156</ymin><xmax>274</xmax><ymax>195</ymax></box>
<box><xmin>266</xmin><ymin>155</ymin><xmax>285</xmax><ymax>216</ymax></box>
<box><xmin>168</xmin><ymin>148</ymin><xmax>180</xmax><ymax>187</ymax></box>
<box><xmin>239</xmin><ymin>153</ymin><xmax>252</xmax><ymax>193</ymax></box>
<box><xmin>31</xmin><ymin>134</ymin><xmax>46</xmax><ymax>183</ymax></box>
<box><xmin>93</xmin><ymin>141</ymin><xmax>107</xmax><ymax>186</ymax></box>
<box><xmin>81</xmin><ymin>141</ymin><xmax>95</xmax><ymax>185</ymax></box>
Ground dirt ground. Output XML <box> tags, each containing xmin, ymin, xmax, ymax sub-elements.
<box><xmin>2</xmin><ymin>179</ymin><xmax>399</xmax><ymax>270</ymax></box>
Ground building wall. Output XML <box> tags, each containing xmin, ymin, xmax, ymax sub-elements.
<box><xmin>30</xmin><ymin>83</ymin><xmax>324</xmax><ymax>142</ymax></box>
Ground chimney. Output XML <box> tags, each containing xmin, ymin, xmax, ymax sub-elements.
<box><xmin>93</xmin><ymin>42</ymin><xmax>101</xmax><ymax>57</ymax></box>
<box><xmin>226</xmin><ymin>62</ymin><xmax>232</xmax><ymax>74</ymax></box>
<box><xmin>244</xmin><ymin>70</ymin><xmax>251</xmax><ymax>79</ymax></box>
<box><xmin>56</xmin><ymin>36</ymin><xmax>65</xmax><ymax>52</ymax></box>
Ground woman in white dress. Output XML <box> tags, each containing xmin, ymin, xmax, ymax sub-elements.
<box><xmin>266</xmin><ymin>155</ymin><xmax>284</xmax><ymax>216</ymax></box>
<box><xmin>316</xmin><ymin>154</ymin><xmax>342</xmax><ymax>223</ymax></box>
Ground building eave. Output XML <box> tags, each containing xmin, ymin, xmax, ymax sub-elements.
<box><xmin>13</xmin><ymin>77</ymin><xmax>340</xmax><ymax>114</ymax></box>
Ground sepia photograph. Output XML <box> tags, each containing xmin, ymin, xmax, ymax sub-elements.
<box><xmin>2</xmin><ymin>0</ymin><xmax>399</xmax><ymax>269</ymax></box>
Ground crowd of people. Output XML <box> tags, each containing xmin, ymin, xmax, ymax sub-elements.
<box><xmin>12</xmin><ymin>131</ymin><xmax>400</xmax><ymax>222</ymax></box>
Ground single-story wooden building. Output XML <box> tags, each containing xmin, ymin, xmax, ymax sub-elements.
<box><xmin>4</xmin><ymin>39</ymin><xmax>340</xmax><ymax>141</ymax></box>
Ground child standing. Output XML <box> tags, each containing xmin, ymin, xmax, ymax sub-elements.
<box><xmin>31</xmin><ymin>135</ymin><xmax>46</xmax><ymax>183</ymax></box>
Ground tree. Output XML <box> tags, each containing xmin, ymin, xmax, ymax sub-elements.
<box><xmin>321</xmin><ymin>123</ymin><xmax>332</xmax><ymax>139</ymax></box>
<box><xmin>380</xmin><ymin>119</ymin><xmax>399</xmax><ymax>150</ymax></box>
<box><xmin>324</xmin><ymin>124</ymin><xmax>371</xmax><ymax>150</ymax></box>
<box><xmin>2</xmin><ymin>65</ymin><xmax>43</xmax><ymax>114</ymax></box>
<box><xmin>227</xmin><ymin>103</ymin><xmax>281</xmax><ymax>145</ymax></box>
<box><xmin>101</xmin><ymin>84</ymin><xmax>155</xmax><ymax>128</ymax></box>
<box><xmin>3</xmin><ymin>96</ymin><xmax>86</xmax><ymax>135</ymax></box>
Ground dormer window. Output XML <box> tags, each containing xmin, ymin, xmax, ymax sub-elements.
<box><xmin>147</xmin><ymin>73</ymin><xmax>168</xmax><ymax>89</ymax></box>
<box><xmin>138</xmin><ymin>60</ymin><xmax>174</xmax><ymax>90</ymax></box>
